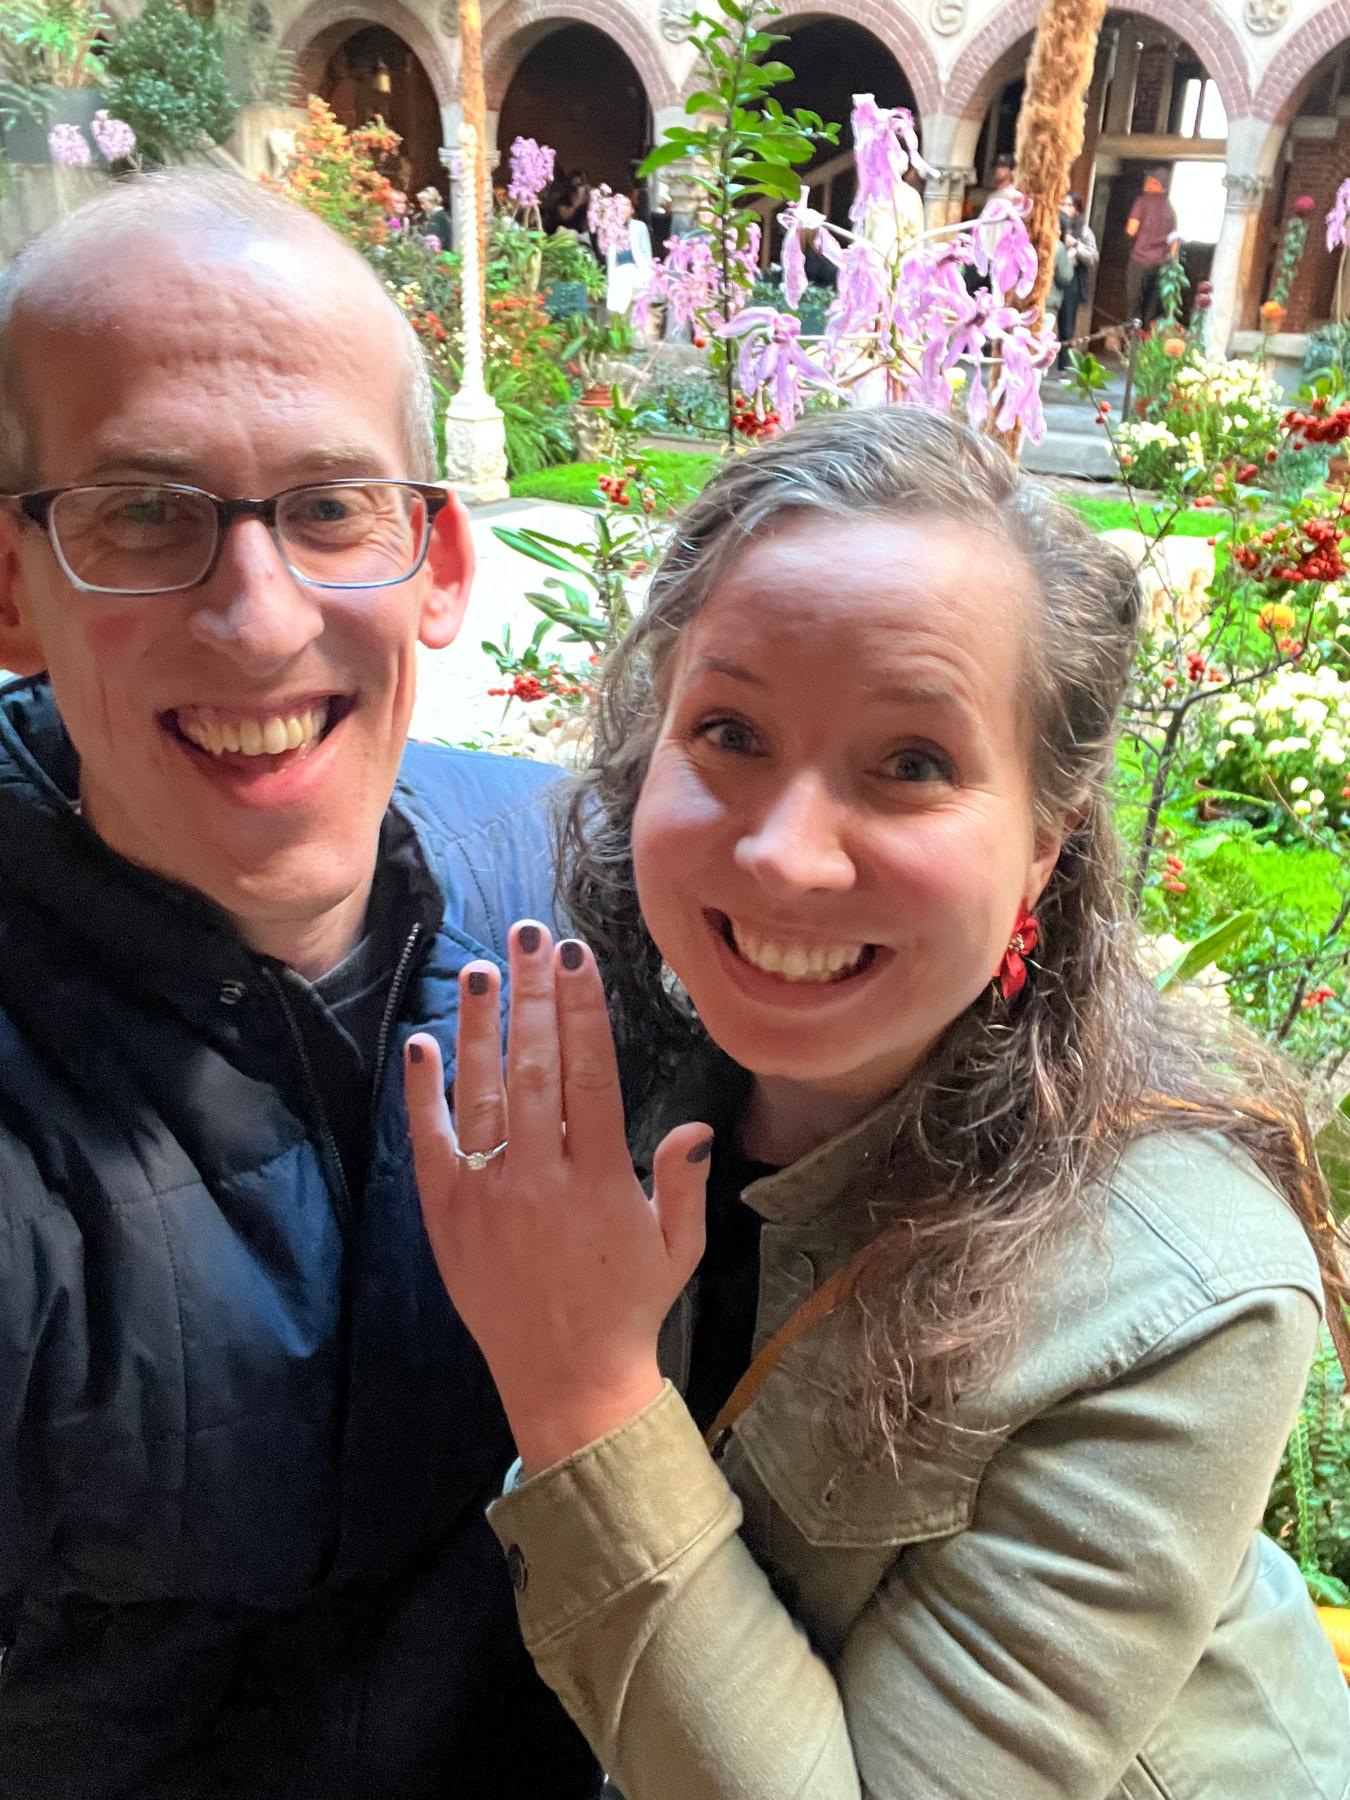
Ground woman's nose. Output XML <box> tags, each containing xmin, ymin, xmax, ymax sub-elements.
<box><xmin>733</xmin><ymin>774</ymin><xmax>857</xmax><ymax>893</ymax></box>
<box><xmin>187</xmin><ymin>519</ymin><xmax>324</xmax><ymax>669</ymax></box>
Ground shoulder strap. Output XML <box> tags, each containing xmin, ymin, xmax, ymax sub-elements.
<box><xmin>703</xmin><ymin>1240</ymin><xmax>875</xmax><ymax>1452</ymax></box>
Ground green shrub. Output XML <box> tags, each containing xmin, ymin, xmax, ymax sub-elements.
<box><xmin>103</xmin><ymin>0</ymin><xmax>237</xmax><ymax>162</ymax></box>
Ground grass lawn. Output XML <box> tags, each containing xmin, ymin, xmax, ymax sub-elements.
<box><xmin>511</xmin><ymin>455</ymin><xmax>1217</xmax><ymax>540</ymax></box>
<box><xmin>1060</xmin><ymin>495</ymin><xmax>1217</xmax><ymax>537</ymax></box>
<box><xmin>510</xmin><ymin>449</ymin><xmax>720</xmax><ymax>510</ymax></box>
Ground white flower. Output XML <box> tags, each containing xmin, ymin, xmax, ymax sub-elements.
<box><xmin>1290</xmin><ymin>776</ymin><xmax>1309</xmax><ymax>793</ymax></box>
<box><xmin>1229</xmin><ymin>718</ymin><xmax>1257</xmax><ymax>735</ymax></box>
<box><xmin>1294</xmin><ymin>799</ymin><xmax>1313</xmax><ymax>816</ymax></box>
<box><xmin>1310</xmin><ymin>789</ymin><xmax>1325</xmax><ymax>806</ymax></box>
<box><xmin>1216</xmin><ymin>739</ymin><xmax>1235</xmax><ymax>756</ymax></box>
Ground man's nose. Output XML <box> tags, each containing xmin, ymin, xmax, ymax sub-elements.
<box><xmin>187</xmin><ymin>518</ymin><xmax>324</xmax><ymax>667</ymax></box>
<box><xmin>733</xmin><ymin>773</ymin><xmax>857</xmax><ymax>893</ymax></box>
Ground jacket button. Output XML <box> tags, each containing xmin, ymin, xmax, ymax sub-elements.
<box><xmin>217</xmin><ymin>980</ymin><xmax>247</xmax><ymax>1006</ymax></box>
<box><xmin>505</xmin><ymin>1544</ymin><xmax>528</xmax><ymax>1593</ymax></box>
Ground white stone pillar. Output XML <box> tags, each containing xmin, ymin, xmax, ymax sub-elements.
<box><xmin>924</xmin><ymin>165</ymin><xmax>973</xmax><ymax>232</ymax></box>
<box><xmin>1209</xmin><ymin>171</ymin><xmax>1272</xmax><ymax>356</ymax></box>
<box><xmin>441</xmin><ymin>121</ymin><xmax>509</xmax><ymax>505</ymax></box>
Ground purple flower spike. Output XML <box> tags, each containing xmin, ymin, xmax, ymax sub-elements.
<box><xmin>90</xmin><ymin>109</ymin><xmax>136</xmax><ymax>161</ymax></box>
<box><xmin>718</xmin><ymin>306</ymin><xmax>837</xmax><ymax>423</ymax></box>
<box><xmin>48</xmin><ymin>122</ymin><xmax>91</xmax><ymax>166</ymax></box>
<box><xmin>1328</xmin><ymin>179</ymin><xmax>1350</xmax><ymax>253</ymax></box>
<box><xmin>969</xmin><ymin>194</ymin><xmax>1038</xmax><ymax>299</ymax></box>
<box><xmin>508</xmin><ymin>136</ymin><xmax>555</xmax><ymax>210</ymax></box>
<box><xmin>778</xmin><ymin>187</ymin><xmax>840</xmax><ymax>308</ymax></box>
<box><xmin>849</xmin><ymin>93</ymin><xmax>935</xmax><ymax>228</ymax></box>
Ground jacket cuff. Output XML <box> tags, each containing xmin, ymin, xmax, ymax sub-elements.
<box><xmin>487</xmin><ymin>1381</ymin><xmax>739</xmax><ymax>1649</ymax></box>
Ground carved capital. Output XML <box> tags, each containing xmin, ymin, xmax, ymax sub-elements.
<box><xmin>1223</xmin><ymin>172</ymin><xmax>1273</xmax><ymax>211</ymax></box>
<box><xmin>660</xmin><ymin>0</ymin><xmax>695</xmax><ymax>42</ymax></box>
<box><xmin>928</xmin><ymin>0</ymin><xmax>965</xmax><ymax>35</ymax></box>
<box><xmin>925</xmin><ymin>164</ymin><xmax>974</xmax><ymax>200</ymax></box>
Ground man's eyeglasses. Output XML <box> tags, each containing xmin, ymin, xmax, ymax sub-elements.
<box><xmin>7</xmin><ymin>480</ymin><xmax>451</xmax><ymax>596</ymax></box>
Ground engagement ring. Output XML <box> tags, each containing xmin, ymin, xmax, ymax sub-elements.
<box><xmin>455</xmin><ymin>1139</ymin><xmax>509</xmax><ymax>1171</ymax></box>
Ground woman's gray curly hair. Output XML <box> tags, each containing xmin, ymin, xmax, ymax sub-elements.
<box><xmin>562</xmin><ymin>405</ymin><xmax>1338</xmax><ymax>1459</ymax></box>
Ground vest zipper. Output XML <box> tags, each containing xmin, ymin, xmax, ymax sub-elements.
<box><xmin>263</xmin><ymin>965</ymin><xmax>353</xmax><ymax>1232</ymax></box>
<box><xmin>369</xmin><ymin>921</ymin><xmax>424</xmax><ymax>1130</ymax></box>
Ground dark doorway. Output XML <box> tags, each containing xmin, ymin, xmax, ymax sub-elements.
<box><xmin>320</xmin><ymin>24</ymin><xmax>441</xmax><ymax>194</ymax></box>
<box><xmin>495</xmin><ymin>24</ymin><xmax>650</xmax><ymax>200</ymax></box>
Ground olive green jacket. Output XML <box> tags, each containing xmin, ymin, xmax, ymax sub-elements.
<box><xmin>488</xmin><ymin>1080</ymin><xmax>1350</xmax><ymax>1799</ymax></box>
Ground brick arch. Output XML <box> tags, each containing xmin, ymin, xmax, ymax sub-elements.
<box><xmin>754</xmin><ymin>2</ymin><xmax>941</xmax><ymax>125</ymax></box>
<box><xmin>282</xmin><ymin>0</ymin><xmax>455</xmax><ymax>109</ymax></box>
<box><xmin>944</xmin><ymin>0</ymin><xmax>1249</xmax><ymax>129</ymax></box>
<box><xmin>1253</xmin><ymin>2</ymin><xmax>1350</xmax><ymax>124</ymax></box>
<box><xmin>482</xmin><ymin>0</ymin><xmax>679</xmax><ymax>112</ymax></box>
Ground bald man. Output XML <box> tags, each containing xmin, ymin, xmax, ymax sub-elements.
<box><xmin>0</xmin><ymin>172</ymin><xmax>599</xmax><ymax>1798</ymax></box>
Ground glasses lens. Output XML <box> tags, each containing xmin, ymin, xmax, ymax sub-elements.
<box><xmin>50</xmin><ymin>485</ymin><xmax>217</xmax><ymax>593</ymax></box>
<box><xmin>277</xmin><ymin>483</ymin><xmax>428</xmax><ymax>587</ymax></box>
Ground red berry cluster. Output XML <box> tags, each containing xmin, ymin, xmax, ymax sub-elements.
<box><xmin>1184</xmin><ymin>652</ymin><xmax>1223</xmax><ymax>685</ymax></box>
<box><xmin>599</xmin><ymin>470</ymin><xmax>634</xmax><ymax>507</ymax></box>
<box><xmin>488</xmin><ymin>667</ymin><xmax>586</xmax><ymax>704</ymax></box>
<box><xmin>731</xmin><ymin>393</ymin><xmax>779</xmax><ymax>440</ymax></box>
<box><xmin>1282</xmin><ymin>395</ymin><xmax>1350</xmax><ymax>446</ymax></box>
<box><xmin>1301</xmin><ymin>985</ymin><xmax>1336</xmax><ymax>1010</ymax></box>
<box><xmin>1161</xmin><ymin>854</ymin><xmax>1187</xmax><ymax>895</ymax></box>
<box><xmin>1232</xmin><ymin>514</ymin><xmax>1348</xmax><ymax>588</ymax></box>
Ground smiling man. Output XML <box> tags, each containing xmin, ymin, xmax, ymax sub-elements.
<box><xmin>0</xmin><ymin>173</ymin><xmax>599</xmax><ymax>1798</ymax></box>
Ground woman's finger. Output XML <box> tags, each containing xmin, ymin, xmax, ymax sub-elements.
<box><xmin>453</xmin><ymin>961</ymin><xmax>508</xmax><ymax>1157</ymax></box>
<box><xmin>404</xmin><ymin>1032</ymin><xmax>460</xmax><ymax>1233</ymax></box>
<box><xmin>505</xmin><ymin>919</ymin><xmax>564</xmax><ymax>1164</ymax></box>
<box><xmin>554</xmin><ymin>939</ymin><xmax>629</xmax><ymax>1170</ymax></box>
<box><xmin>650</xmin><ymin>1123</ymin><xmax>713</xmax><ymax>1285</ymax></box>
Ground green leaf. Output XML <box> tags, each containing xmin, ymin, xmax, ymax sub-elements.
<box><xmin>756</xmin><ymin>59</ymin><xmax>794</xmax><ymax>82</ymax></box>
<box><xmin>1153</xmin><ymin>910</ymin><xmax>1259</xmax><ymax>991</ymax></box>
<box><xmin>739</xmin><ymin>160</ymin><xmax>802</xmax><ymax>198</ymax></box>
<box><xmin>491</xmin><ymin>527</ymin><xmax>589</xmax><ymax>576</ymax></box>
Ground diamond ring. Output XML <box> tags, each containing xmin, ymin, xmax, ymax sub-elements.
<box><xmin>455</xmin><ymin>1139</ymin><xmax>509</xmax><ymax>1171</ymax></box>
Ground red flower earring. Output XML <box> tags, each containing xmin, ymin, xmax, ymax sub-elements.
<box><xmin>994</xmin><ymin>905</ymin><xmax>1040</xmax><ymax>1002</ymax></box>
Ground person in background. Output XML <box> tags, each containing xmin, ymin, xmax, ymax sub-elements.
<box><xmin>606</xmin><ymin>189</ymin><xmax>653</xmax><ymax>321</ymax></box>
<box><xmin>416</xmin><ymin>183</ymin><xmax>452</xmax><ymax>251</ymax></box>
<box><xmin>557</xmin><ymin>170</ymin><xmax>594</xmax><ymax>254</ymax></box>
<box><xmin>1056</xmin><ymin>191</ymin><xmax>1098</xmax><ymax>372</ymax></box>
<box><xmin>1124</xmin><ymin>165</ymin><xmax>1177</xmax><ymax>326</ymax></box>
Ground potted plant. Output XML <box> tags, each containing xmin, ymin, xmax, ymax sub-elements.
<box><xmin>0</xmin><ymin>0</ymin><xmax>110</xmax><ymax>162</ymax></box>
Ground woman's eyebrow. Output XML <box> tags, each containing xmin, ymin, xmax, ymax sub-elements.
<box><xmin>688</xmin><ymin>655</ymin><xmax>767</xmax><ymax>688</ymax></box>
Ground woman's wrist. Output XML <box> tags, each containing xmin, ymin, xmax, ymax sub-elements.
<box><xmin>505</xmin><ymin>1359</ymin><xmax>667</xmax><ymax>1476</ymax></box>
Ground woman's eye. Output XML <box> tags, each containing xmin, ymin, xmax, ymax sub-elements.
<box><xmin>694</xmin><ymin>717</ymin><xmax>761</xmax><ymax>756</ymax></box>
<box><xmin>880</xmin><ymin>747</ymin><xmax>954</xmax><ymax>784</ymax></box>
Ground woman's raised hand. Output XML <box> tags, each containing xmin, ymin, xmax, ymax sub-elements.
<box><xmin>405</xmin><ymin>921</ymin><xmax>712</xmax><ymax>1474</ymax></box>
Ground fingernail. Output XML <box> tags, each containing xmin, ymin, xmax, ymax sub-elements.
<box><xmin>687</xmin><ymin>1135</ymin><xmax>714</xmax><ymax>1165</ymax></box>
<box><xmin>467</xmin><ymin>970</ymin><xmax>489</xmax><ymax>996</ymax></box>
<box><xmin>559</xmin><ymin>940</ymin><xmax>584</xmax><ymax>971</ymax></box>
<box><xmin>408</xmin><ymin>1042</ymin><xmax>424</xmax><ymax>1064</ymax></box>
<box><xmin>518</xmin><ymin>924</ymin><xmax>542</xmax><ymax>954</ymax></box>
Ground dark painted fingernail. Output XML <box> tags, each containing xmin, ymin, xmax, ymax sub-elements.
<box><xmin>560</xmin><ymin>940</ymin><xmax>584</xmax><ymax>971</ymax></box>
<box><xmin>407</xmin><ymin>1042</ymin><xmax>424</xmax><ymax>1064</ymax></box>
<box><xmin>467</xmin><ymin>970</ymin><xmax>489</xmax><ymax>996</ymax></box>
<box><xmin>687</xmin><ymin>1135</ymin><xmax>714</xmax><ymax>1165</ymax></box>
<box><xmin>518</xmin><ymin>924</ymin><xmax>542</xmax><ymax>954</ymax></box>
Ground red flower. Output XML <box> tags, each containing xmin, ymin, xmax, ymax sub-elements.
<box><xmin>995</xmin><ymin>906</ymin><xmax>1039</xmax><ymax>1001</ymax></box>
<box><xmin>1294</xmin><ymin>195</ymin><xmax>1316</xmax><ymax>216</ymax></box>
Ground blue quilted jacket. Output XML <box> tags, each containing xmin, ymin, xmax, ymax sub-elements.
<box><xmin>0</xmin><ymin>676</ymin><xmax>600</xmax><ymax>1800</ymax></box>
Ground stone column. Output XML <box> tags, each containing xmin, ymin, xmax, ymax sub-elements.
<box><xmin>441</xmin><ymin>121</ymin><xmax>509</xmax><ymax>505</ymax></box>
<box><xmin>924</xmin><ymin>165</ymin><xmax>974</xmax><ymax>232</ymax></box>
<box><xmin>1209</xmin><ymin>171</ymin><xmax>1272</xmax><ymax>355</ymax></box>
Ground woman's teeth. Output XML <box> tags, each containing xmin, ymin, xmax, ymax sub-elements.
<box><xmin>175</xmin><ymin>702</ymin><xmax>329</xmax><ymax>758</ymax></box>
<box><xmin>730</xmin><ymin>923</ymin><xmax>865</xmax><ymax>983</ymax></box>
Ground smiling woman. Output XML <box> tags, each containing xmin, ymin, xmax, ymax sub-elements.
<box><xmin>406</xmin><ymin>406</ymin><xmax>1350</xmax><ymax>1800</ymax></box>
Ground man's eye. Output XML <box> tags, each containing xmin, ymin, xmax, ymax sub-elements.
<box><xmin>880</xmin><ymin>747</ymin><xmax>955</xmax><ymax>784</ymax></box>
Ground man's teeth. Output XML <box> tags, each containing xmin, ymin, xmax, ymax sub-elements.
<box><xmin>729</xmin><ymin>923</ymin><xmax>865</xmax><ymax>983</ymax></box>
<box><xmin>175</xmin><ymin>702</ymin><xmax>329</xmax><ymax>758</ymax></box>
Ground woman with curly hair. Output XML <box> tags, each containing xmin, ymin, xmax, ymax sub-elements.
<box><xmin>406</xmin><ymin>407</ymin><xmax>1350</xmax><ymax>1797</ymax></box>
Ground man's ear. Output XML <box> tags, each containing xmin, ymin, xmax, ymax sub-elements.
<box><xmin>0</xmin><ymin>517</ymin><xmax>46</xmax><ymax>676</ymax></box>
<box><xmin>418</xmin><ymin>490</ymin><xmax>474</xmax><ymax>651</ymax></box>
